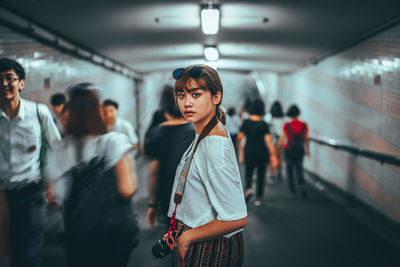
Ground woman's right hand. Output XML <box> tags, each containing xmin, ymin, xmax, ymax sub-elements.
<box><xmin>176</xmin><ymin>230</ymin><xmax>192</xmax><ymax>260</ymax></box>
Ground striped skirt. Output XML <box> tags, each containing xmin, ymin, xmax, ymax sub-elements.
<box><xmin>173</xmin><ymin>221</ymin><xmax>244</xmax><ymax>267</ymax></box>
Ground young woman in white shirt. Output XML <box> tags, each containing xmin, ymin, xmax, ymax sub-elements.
<box><xmin>168</xmin><ymin>65</ymin><xmax>247</xmax><ymax>266</ymax></box>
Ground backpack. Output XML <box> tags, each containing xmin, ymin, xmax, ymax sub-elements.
<box><xmin>63</xmin><ymin>141</ymin><xmax>140</xmax><ymax>248</ymax></box>
<box><xmin>285</xmin><ymin>123</ymin><xmax>306</xmax><ymax>161</ymax></box>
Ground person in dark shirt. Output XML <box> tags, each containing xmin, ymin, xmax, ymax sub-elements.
<box><xmin>237</xmin><ymin>98</ymin><xmax>278</xmax><ymax>206</ymax></box>
<box><xmin>146</xmin><ymin>85</ymin><xmax>195</xmax><ymax>227</ymax></box>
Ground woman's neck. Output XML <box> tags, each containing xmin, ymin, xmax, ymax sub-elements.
<box><xmin>194</xmin><ymin>113</ymin><xmax>216</xmax><ymax>134</ymax></box>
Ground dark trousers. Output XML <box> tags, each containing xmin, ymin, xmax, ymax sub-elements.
<box><xmin>245</xmin><ymin>158</ymin><xmax>268</xmax><ymax>198</ymax></box>
<box><xmin>285</xmin><ymin>158</ymin><xmax>305</xmax><ymax>194</ymax></box>
<box><xmin>5</xmin><ymin>184</ymin><xmax>46</xmax><ymax>267</ymax></box>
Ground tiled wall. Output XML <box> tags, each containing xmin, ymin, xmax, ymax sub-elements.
<box><xmin>0</xmin><ymin>24</ymin><xmax>138</xmax><ymax>134</ymax></box>
<box><xmin>258</xmin><ymin>23</ymin><xmax>400</xmax><ymax>223</ymax></box>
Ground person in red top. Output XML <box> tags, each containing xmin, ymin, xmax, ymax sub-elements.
<box><xmin>277</xmin><ymin>104</ymin><xmax>310</xmax><ymax>197</ymax></box>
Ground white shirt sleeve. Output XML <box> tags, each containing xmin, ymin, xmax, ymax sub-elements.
<box><xmin>101</xmin><ymin>132</ymin><xmax>134</xmax><ymax>169</ymax></box>
<box><xmin>123</xmin><ymin>120</ymin><xmax>138</xmax><ymax>145</ymax></box>
<box><xmin>38</xmin><ymin>103</ymin><xmax>61</xmax><ymax>145</ymax></box>
<box><xmin>200</xmin><ymin>138</ymin><xmax>247</xmax><ymax>221</ymax></box>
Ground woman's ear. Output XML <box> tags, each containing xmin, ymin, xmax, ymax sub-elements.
<box><xmin>212</xmin><ymin>91</ymin><xmax>222</xmax><ymax>105</ymax></box>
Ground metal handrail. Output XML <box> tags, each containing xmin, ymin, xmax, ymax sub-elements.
<box><xmin>309</xmin><ymin>136</ymin><xmax>400</xmax><ymax>166</ymax></box>
<box><xmin>274</xmin><ymin>133</ymin><xmax>400</xmax><ymax>166</ymax></box>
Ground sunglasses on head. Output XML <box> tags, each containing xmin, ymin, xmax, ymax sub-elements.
<box><xmin>173</xmin><ymin>66</ymin><xmax>215</xmax><ymax>82</ymax></box>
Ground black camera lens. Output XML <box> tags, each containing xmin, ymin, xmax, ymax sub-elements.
<box><xmin>152</xmin><ymin>238</ymin><xmax>172</xmax><ymax>258</ymax></box>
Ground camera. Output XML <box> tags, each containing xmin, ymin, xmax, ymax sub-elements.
<box><xmin>152</xmin><ymin>231</ymin><xmax>176</xmax><ymax>258</ymax></box>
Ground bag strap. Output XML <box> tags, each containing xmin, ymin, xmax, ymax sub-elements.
<box><xmin>36</xmin><ymin>103</ymin><xmax>49</xmax><ymax>147</ymax></box>
<box><xmin>287</xmin><ymin>123</ymin><xmax>305</xmax><ymax>139</ymax></box>
<box><xmin>173</xmin><ymin>116</ymin><xmax>218</xmax><ymax>204</ymax></box>
<box><xmin>36</xmin><ymin>103</ymin><xmax>49</xmax><ymax>181</ymax></box>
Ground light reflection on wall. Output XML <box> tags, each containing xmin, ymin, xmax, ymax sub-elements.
<box><xmin>341</xmin><ymin>57</ymin><xmax>400</xmax><ymax>78</ymax></box>
<box><xmin>17</xmin><ymin>58</ymin><xmax>47</xmax><ymax>68</ymax></box>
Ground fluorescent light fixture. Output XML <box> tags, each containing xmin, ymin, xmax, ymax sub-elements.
<box><xmin>205</xmin><ymin>61</ymin><xmax>218</xmax><ymax>70</ymax></box>
<box><xmin>201</xmin><ymin>8</ymin><xmax>220</xmax><ymax>35</ymax></box>
<box><xmin>204</xmin><ymin>46</ymin><xmax>219</xmax><ymax>61</ymax></box>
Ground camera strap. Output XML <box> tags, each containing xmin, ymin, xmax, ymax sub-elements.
<box><xmin>168</xmin><ymin>116</ymin><xmax>218</xmax><ymax>234</ymax></box>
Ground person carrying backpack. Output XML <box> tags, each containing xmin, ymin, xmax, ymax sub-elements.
<box><xmin>47</xmin><ymin>84</ymin><xmax>140</xmax><ymax>267</ymax></box>
<box><xmin>277</xmin><ymin>104</ymin><xmax>310</xmax><ymax>197</ymax></box>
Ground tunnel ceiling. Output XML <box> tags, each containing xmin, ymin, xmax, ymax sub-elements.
<box><xmin>1</xmin><ymin>0</ymin><xmax>400</xmax><ymax>74</ymax></box>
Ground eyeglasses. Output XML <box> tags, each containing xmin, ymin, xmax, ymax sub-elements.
<box><xmin>0</xmin><ymin>76</ymin><xmax>19</xmax><ymax>85</ymax></box>
<box><xmin>173</xmin><ymin>66</ymin><xmax>215</xmax><ymax>82</ymax></box>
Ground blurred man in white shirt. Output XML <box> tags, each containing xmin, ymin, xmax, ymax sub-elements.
<box><xmin>0</xmin><ymin>58</ymin><xmax>61</xmax><ymax>267</ymax></box>
<box><xmin>102</xmin><ymin>99</ymin><xmax>138</xmax><ymax>149</ymax></box>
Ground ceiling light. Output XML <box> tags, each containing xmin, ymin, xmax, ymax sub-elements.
<box><xmin>201</xmin><ymin>7</ymin><xmax>220</xmax><ymax>35</ymax></box>
<box><xmin>204</xmin><ymin>46</ymin><xmax>219</xmax><ymax>61</ymax></box>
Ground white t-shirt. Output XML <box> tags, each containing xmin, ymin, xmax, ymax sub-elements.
<box><xmin>112</xmin><ymin>118</ymin><xmax>138</xmax><ymax>145</ymax></box>
<box><xmin>47</xmin><ymin>132</ymin><xmax>133</xmax><ymax>201</ymax></box>
<box><xmin>168</xmin><ymin>133</ymin><xmax>247</xmax><ymax>237</ymax></box>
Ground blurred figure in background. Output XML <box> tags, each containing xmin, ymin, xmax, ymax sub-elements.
<box><xmin>50</xmin><ymin>92</ymin><xmax>67</xmax><ymax>136</ymax></box>
<box><xmin>0</xmin><ymin>58</ymin><xmax>61</xmax><ymax>267</ymax></box>
<box><xmin>146</xmin><ymin>85</ymin><xmax>195</xmax><ymax>228</ymax></box>
<box><xmin>237</xmin><ymin>98</ymin><xmax>253</xmax><ymax>163</ymax></box>
<box><xmin>277</xmin><ymin>104</ymin><xmax>310</xmax><ymax>197</ymax></box>
<box><xmin>143</xmin><ymin>109</ymin><xmax>166</xmax><ymax>158</ymax></box>
<box><xmin>47</xmin><ymin>83</ymin><xmax>139</xmax><ymax>267</ymax></box>
<box><xmin>225</xmin><ymin>107</ymin><xmax>241</xmax><ymax>157</ymax></box>
<box><xmin>59</xmin><ymin>101</ymin><xmax>69</xmax><ymax>130</ymax></box>
<box><xmin>240</xmin><ymin>98</ymin><xmax>252</xmax><ymax>121</ymax></box>
<box><xmin>237</xmin><ymin>98</ymin><xmax>278</xmax><ymax>207</ymax></box>
<box><xmin>102</xmin><ymin>99</ymin><xmax>139</xmax><ymax>149</ymax></box>
<box><xmin>266</xmin><ymin>100</ymin><xmax>285</xmax><ymax>182</ymax></box>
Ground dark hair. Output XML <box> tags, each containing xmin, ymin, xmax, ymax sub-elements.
<box><xmin>102</xmin><ymin>99</ymin><xmax>119</xmax><ymax>109</ymax></box>
<box><xmin>50</xmin><ymin>93</ymin><xmax>66</xmax><ymax>106</ymax></box>
<box><xmin>160</xmin><ymin>85</ymin><xmax>182</xmax><ymax>118</ymax></box>
<box><xmin>0</xmin><ymin>58</ymin><xmax>25</xmax><ymax>80</ymax></box>
<box><xmin>286</xmin><ymin>104</ymin><xmax>300</xmax><ymax>118</ymax></box>
<box><xmin>270</xmin><ymin>100</ymin><xmax>284</xmax><ymax>118</ymax></box>
<box><xmin>227</xmin><ymin>107</ymin><xmax>236</xmax><ymax>117</ymax></box>
<box><xmin>148</xmin><ymin>109</ymin><xmax>166</xmax><ymax>130</ymax></box>
<box><xmin>65</xmin><ymin>83</ymin><xmax>106</xmax><ymax>138</ymax></box>
<box><xmin>250</xmin><ymin>98</ymin><xmax>265</xmax><ymax>116</ymax></box>
<box><xmin>242</xmin><ymin>98</ymin><xmax>252</xmax><ymax>113</ymax></box>
<box><xmin>174</xmin><ymin>64</ymin><xmax>226</xmax><ymax>124</ymax></box>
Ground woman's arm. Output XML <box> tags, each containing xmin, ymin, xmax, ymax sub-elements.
<box><xmin>147</xmin><ymin>160</ymin><xmax>160</xmax><ymax>227</ymax></box>
<box><xmin>236</xmin><ymin>131</ymin><xmax>244</xmax><ymax>145</ymax></box>
<box><xmin>114</xmin><ymin>154</ymin><xmax>137</xmax><ymax>198</ymax></box>
<box><xmin>236</xmin><ymin>131</ymin><xmax>245</xmax><ymax>163</ymax></box>
<box><xmin>276</xmin><ymin>130</ymin><xmax>287</xmax><ymax>153</ymax></box>
<box><xmin>264</xmin><ymin>134</ymin><xmax>278</xmax><ymax>168</ymax></box>
<box><xmin>176</xmin><ymin>217</ymin><xmax>247</xmax><ymax>259</ymax></box>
